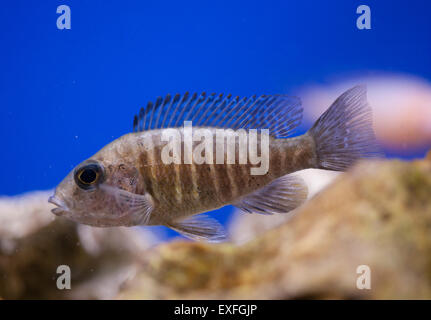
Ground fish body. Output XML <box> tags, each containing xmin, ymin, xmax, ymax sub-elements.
<box><xmin>49</xmin><ymin>86</ymin><xmax>381</xmax><ymax>241</ymax></box>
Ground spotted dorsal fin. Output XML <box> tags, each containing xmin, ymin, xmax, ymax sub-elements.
<box><xmin>132</xmin><ymin>92</ymin><xmax>302</xmax><ymax>138</ymax></box>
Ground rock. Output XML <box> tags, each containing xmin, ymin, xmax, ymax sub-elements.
<box><xmin>0</xmin><ymin>191</ymin><xmax>158</xmax><ymax>299</ymax></box>
<box><xmin>118</xmin><ymin>155</ymin><xmax>431</xmax><ymax>299</ymax></box>
<box><xmin>2</xmin><ymin>154</ymin><xmax>430</xmax><ymax>300</ymax></box>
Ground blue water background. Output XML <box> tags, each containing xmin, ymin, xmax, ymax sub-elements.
<box><xmin>1</xmin><ymin>0</ymin><xmax>430</xmax><ymax>238</ymax></box>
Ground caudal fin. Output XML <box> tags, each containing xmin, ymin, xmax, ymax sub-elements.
<box><xmin>308</xmin><ymin>85</ymin><xmax>382</xmax><ymax>171</ymax></box>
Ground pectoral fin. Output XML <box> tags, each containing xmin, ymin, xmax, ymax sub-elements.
<box><xmin>167</xmin><ymin>214</ymin><xmax>227</xmax><ymax>242</ymax></box>
<box><xmin>233</xmin><ymin>173</ymin><xmax>308</xmax><ymax>215</ymax></box>
<box><xmin>100</xmin><ymin>184</ymin><xmax>154</xmax><ymax>225</ymax></box>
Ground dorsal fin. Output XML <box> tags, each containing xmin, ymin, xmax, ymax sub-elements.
<box><xmin>132</xmin><ymin>92</ymin><xmax>303</xmax><ymax>138</ymax></box>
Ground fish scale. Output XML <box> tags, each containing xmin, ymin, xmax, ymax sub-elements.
<box><xmin>129</xmin><ymin>129</ymin><xmax>314</xmax><ymax>221</ymax></box>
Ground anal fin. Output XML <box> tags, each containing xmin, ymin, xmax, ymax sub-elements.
<box><xmin>233</xmin><ymin>173</ymin><xmax>308</xmax><ymax>215</ymax></box>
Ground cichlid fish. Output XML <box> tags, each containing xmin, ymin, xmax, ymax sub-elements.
<box><xmin>49</xmin><ymin>85</ymin><xmax>381</xmax><ymax>241</ymax></box>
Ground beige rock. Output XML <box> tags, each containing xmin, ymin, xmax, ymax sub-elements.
<box><xmin>0</xmin><ymin>191</ymin><xmax>157</xmax><ymax>299</ymax></box>
<box><xmin>2</xmin><ymin>153</ymin><xmax>430</xmax><ymax>300</ymax></box>
<box><xmin>118</xmin><ymin>155</ymin><xmax>431</xmax><ymax>299</ymax></box>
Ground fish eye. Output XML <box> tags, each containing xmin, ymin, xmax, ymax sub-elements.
<box><xmin>74</xmin><ymin>162</ymin><xmax>104</xmax><ymax>190</ymax></box>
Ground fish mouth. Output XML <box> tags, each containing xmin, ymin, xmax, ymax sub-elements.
<box><xmin>48</xmin><ymin>195</ymin><xmax>69</xmax><ymax>216</ymax></box>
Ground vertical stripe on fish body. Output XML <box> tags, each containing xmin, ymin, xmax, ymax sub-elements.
<box><xmin>117</xmin><ymin>126</ymin><xmax>316</xmax><ymax>223</ymax></box>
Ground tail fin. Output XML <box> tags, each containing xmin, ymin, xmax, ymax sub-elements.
<box><xmin>308</xmin><ymin>85</ymin><xmax>382</xmax><ymax>171</ymax></box>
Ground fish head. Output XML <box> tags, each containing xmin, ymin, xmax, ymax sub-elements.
<box><xmin>49</xmin><ymin>149</ymin><xmax>146</xmax><ymax>227</ymax></box>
